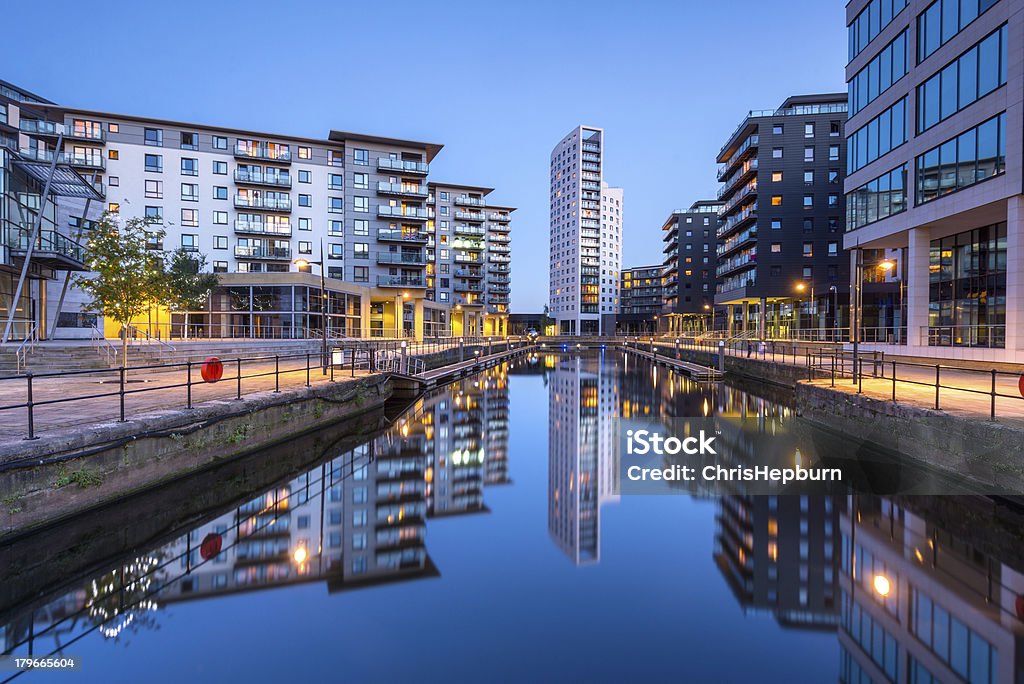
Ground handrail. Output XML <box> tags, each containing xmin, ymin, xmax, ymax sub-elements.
<box><xmin>14</xmin><ymin>323</ymin><xmax>39</xmax><ymax>373</ymax></box>
<box><xmin>125</xmin><ymin>324</ymin><xmax>177</xmax><ymax>351</ymax></box>
<box><xmin>90</xmin><ymin>325</ymin><xmax>119</xmax><ymax>366</ymax></box>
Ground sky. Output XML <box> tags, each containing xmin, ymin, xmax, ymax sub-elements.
<box><xmin>2</xmin><ymin>0</ymin><xmax>848</xmax><ymax>313</ymax></box>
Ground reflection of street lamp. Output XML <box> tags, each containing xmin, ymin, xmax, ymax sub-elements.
<box><xmin>294</xmin><ymin>240</ymin><xmax>328</xmax><ymax>375</ymax></box>
<box><xmin>873</xmin><ymin>574</ymin><xmax>891</xmax><ymax>597</ymax></box>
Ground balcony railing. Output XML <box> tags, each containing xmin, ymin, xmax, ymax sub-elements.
<box><xmin>454</xmin><ymin>196</ymin><xmax>486</xmax><ymax>208</ymax></box>
<box><xmin>233</xmin><ymin>143</ymin><xmax>291</xmax><ymax>162</ymax></box>
<box><xmin>234</xmin><ymin>246</ymin><xmax>292</xmax><ymax>260</ymax></box>
<box><xmin>455</xmin><ymin>210</ymin><xmax>485</xmax><ymax>222</ymax></box>
<box><xmin>65</xmin><ymin>154</ymin><xmax>106</xmax><ymax>170</ymax></box>
<box><xmin>377</xmin><ymin>206</ymin><xmax>430</xmax><ymax>221</ymax></box>
<box><xmin>233</xmin><ymin>196</ymin><xmax>292</xmax><ymax>211</ymax></box>
<box><xmin>377</xmin><ymin>275</ymin><xmax>426</xmax><ymax>288</ymax></box>
<box><xmin>489</xmin><ymin>285</ymin><xmax>510</xmax><ymax>294</ymax></box>
<box><xmin>234</xmin><ymin>220</ymin><xmax>292</xmax><ymax>236</ymax></box>
<box><xmin>18</xmin><ymin>120</ymin><xmax>60</xmax><ymax>136</ymax></box>
<box><xmin>377</xmin><ymin>228</ymin><xmax>428</xmax><ymax>243</ymax></box>
<box><xmin>454</xmin><ymin>225</ymin><xmax>486</xmax><ymax>237</ymax></box>
<box><xmin>488</xmin><ymin>264</ymin><xmax>511</xmax><ymax>273</ymax></box>
<box><xmin>455</xmin><ymin>282</ymin><xmax>484</xmax><ymax>293</ymax></box>
<box><xmin>455</xmin><ymin>268</ymin><xmax>484</xmax><ymax>279</ymax></box>
<box><xmin>454</xmin><ymin>254</ymin><xmax>484</xmax><ymax>264</ymax></box>
<box><xmin>488</xmin><ymin>212</ymin><xmax>511</xmax><ymax>223</ymax></box>
<box><xmin>377</xmin><ymin>252</ymin><xmax>426</xmax><ymax>265</ymax></box>
<box><xmin>377</xmin><ymin>181</ymin><xmax>428</xmax><ymax>198</ymax></box>
<box><xmin>7</xmin><ymin>229</ymin><xmax>86</xmax><ymax>266</ymax></box>
<box><xmin>489</xmin><ymin>244</ymin><xmax>511</xmax><ymax>253</ymax></box>
<box><xmin>66</xmin><ymin>126</ymin><xmax>106</xmax><ymax>142</ymax></box>
<box><xmin>234</xmin><ymin>170</ymin><xmax>292</xmax><ymax>188</ymax></box>
<box><xmin>489</xmin><ymin>234</ymin><xmax>511</xmax><ymax>243</ymax></box>
<box><xmin>377</xmin><ymin>158</ymin><xmax>429</xmax><ymax>175</ymax></box>
<box><xmin>489</xmin><ymin>254</ymin><xmax>511</xmax><ymax>263</ymax></box>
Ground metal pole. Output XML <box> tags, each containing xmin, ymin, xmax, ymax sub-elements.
<box><xmin>186</xmin><ymin>360</ymin><xmax>193</xmax><ymax>409</ymax></box>
<box><xmin>25</xmin><ymin>372</ymin><xmax>36</xmax><ymax>440</ymax></box>
<box><xmin>852</xmin><ymin>247</ymin><xmax>861</xmax><ymax>385</ymax></box>
<box><xmin>320</xmin><ymin>241</ymin><xmax>328</xmax><ymax>375</ymax></box>
<box><xmin>236</xmin><ymin>358</ymin><xmax>242</xmax><ymax>399</ymax></box>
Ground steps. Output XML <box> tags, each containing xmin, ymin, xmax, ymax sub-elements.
<box><xmin>119</xmin><ymin>339</ymin><xmax>326</xmax><ymax>369</ymax></box>
<box><xmin>0</xmin><ymin>344</ymin><xmax>111</xmax><ymax>375</ymax></box>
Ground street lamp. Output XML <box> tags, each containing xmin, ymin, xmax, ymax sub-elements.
<box><xmin>852</xmin><ymin>253</ymin><xmax>899</xmax><ymax>382</ymax></box>
<box><xmin>829</xmin><ymin>285</ymin><xmax>839</xmax><ymax>342</ymax></box>
<box><xmin>294</xmin><ymin>240</ymin><xmax>328</xmax><ymax>375</ymax></box>
<box><xmin>795</xmin><ymin>282</ymin><xmax>814</xmax><ymax>340</ymax></box>
<box><xmin>704</xmin><ymin>303</ymin><xmax>713</xmax><ymax>334</ymax></box>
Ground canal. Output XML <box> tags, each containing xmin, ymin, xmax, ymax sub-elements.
<box><xmin>1</xmin><ymin>351</ymin><xmax>1020</xmax><ymax>682</ymax></box>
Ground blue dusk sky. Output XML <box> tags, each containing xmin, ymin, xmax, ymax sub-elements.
<box><xmin>2</xmin><ymin>0</ymin><xmax>848</xmax><ymax>312</ymax></box>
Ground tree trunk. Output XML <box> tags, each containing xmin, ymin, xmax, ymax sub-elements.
<box><xmin>184</xmin><ymin>311</ymin><xmax>189</xmax><ymax>341</ymax></box>
<box><xmin>121</xmin><ymin>324</ymin><xmax>128</xmax><ymax>368</ymax></box>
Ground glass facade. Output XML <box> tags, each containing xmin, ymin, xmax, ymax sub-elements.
<box><xmin>847</xmin><ymin>97</ymin><xmax>907</xmax><ymax>173</ymax></box>
<box><xmin>916</xmin><ymin>112</ymin><xmax>1006</xmax><ymax>204</ymax></box>
<box><xmin>916</xmin><ymin>24</ymin><xmax>1008</xmax><ymax>133</ymax></box>
<box><xmin>917</xmin><ymin>0</ymin><xmax>1001</xmax><ymax>63</ymax></box>
<box><xmin>848</xmin><ymin>0</ymin><xmax>910</xmax><ymax>61</ymax></box>
<box><xmin>198</xmin><ymin>285</ymin><xmax>363</xmax><ymax>338</ymax></box>
<box><xmin>849</xmin><ymin>29</ymin><xmax>908</xmax><ymax>116</ymax></box>
<box><xmin>928</xmin><ymin>222</ymin><xmax>1006</xmax><ymax>347</ymax></box>
<box><xmin>846</xmin><ymin>164</ymin><xmax>907</xmax><ymax>231</ymax></box>
<box><xmin>910</xmin><ymin>588</ymin><xmax>997</xmax><ymax>683</ymax></box>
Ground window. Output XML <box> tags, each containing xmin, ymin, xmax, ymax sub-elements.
<box><xmin>803</xmin><ymin>218</ymin><xmax>814</xmax><ymax>232</ymax></box>
<box><xmin>329</xmin><ymin>220</ymin><xmax>343</xmax><ymax>237</ymax></box>
<box><xmin>145</xmin><ymin>179</ymin><xmax>162</xmax><ymax>199</ymax></box>
<box><xmin>803</xmin><ymin>242</ymin><xmax>814</xmax><ymax>257</ymax></box>
<box><xmin>298</xmin><ymin>218</ymin><xmax>311</xmax><ymax>231</ymax></box>
<box><xmin>771</xmin><ymin>220</ymin><xmax>782</xmax><ymax>230</ymax></box>
<box><xmin>804</xmin><ymin>146</ymin><xmax>815</xmax><ymax>162</ymax></box>
<box><xmin>329</xmin><ymin>197</ymin><xmax>344</xmax><ymax>213</ymax></box>
<box><xmin>180</xmin><ymin>132</ymin><xmax>198</xmax><ymax>150</ymax></box>
<box><xmin>181</xmin><ymin>234</ymin><xmax>198</xmax><ymax>250</ymax></box>
<box><xmin>353</xmin><ymin>149</ymin><xmax>369</xmax><ymax>165</ymax></box>
<box><xmin>771</xmin><ymin>172</ymin><xmax>783</xmax><ymax>182</ymax></box>
<box><xmin>803</xmin><ymin>171</ymin><xmax>814</xmax><ymax>185</ymax></box>
<box><xmin>181</xmin><ymin>183</ymin><xmax>199</xmax><ymax>201</ymax></box>
<box><xmin>328</xmin><ymin>150</ymin><xmax>343</xmax><ymax>166</ymax></box>
<box><xmin>829</xmin><ymin>169</ymin><xmax>840</xmax><ymax>184</ymax></box>
<box><xmin>181</xmin><ymin>208</ymin><xmax>198</xmax><ymax>227</ymax></box>
<box><xmin>144</xmin><ymin>205</ymin><xmax>162</xmax><ymax>223</ymax></box>
<box><xmin>213</xmin><ymin>235</ymin><xmax>228</xmax><ymax>249</ymax></box>
<box><xmin>848</xmin><ymin>30</ymin><xmax>909</xmax><ymax>115</ymax></box>
<box><xmin>329</xmin><ymin>173</ymin><xmax>343</xmax><ymax>190</ymax></box>
<box><xmin>328</xmin><ymin>267</ymin><xmax>343</xmax><ymax>279</ymax></box>
<box><xmin>298</xmin><ymin>241</ymin><xmax>312</xmax><ymax>254</ymax></box>
<box><xmin>828</xmin><ymin>194</ymin><xmax>839</xmax><ymax>207</ymax></box>
<box><xmin>213</xmin><ymin>261</ymin><xmax>227</xmax><ymax>273</ymax></box>
<box><xmin>829</xmin><ymin>145</ymin><xmax>840</xmax><ymax>161</ymax></box>
<box><xmin>213</xmin><ymin>186</ymin><xmax>227</xmax><ymax>200</ymax></box>
<box><xmin>771</xmin><ymin>196</ymin><xmax>783</xmax><ymax>206</ymax></box>
<box><xmin>353</xmin><ymin>266</ymin><xmax>368</xmax><ymax>282</ymax></box>
<box><xmin>109</xmin><ymin>176</ymin><xmax>119</xmax><ymax>186</ymax></box>
<box><xmin>181</xmin><ymin>158</ymin><xmax>198</xmax><ymax>176</ymax></box>
<box><xmin>299</xmin><ymin>194</ymin><xmax>312</xmax><ymax>207</ymax></box>
<box><xmin>212</xmin><ymin>160</ymin><xmax>227</xmax><ymax>175</ymax></box>
<box><xmin>213</xmin><ymin>135</ymin><xmax>228</xmax><ymax>150</ymax></box>
<box><xmin>298</xmin><ymin>146</ymin><xmax>312</xmax><ymax>160</ymax></box>
<box><xmin>847</xmin><ymin>97</ymin><xmax>907</xmax><ymax>173</ymax></box>
<box><xmin>917</xmin><ymin>0</ymin><xmax>999</xmax><ymax>64</ymax></box>
<box><xmin>848</xmin><ymin>0</ymin><xmax>909</xmax><ymax>61</ymax></box>
<box><xmin>803</xmin><ymin>194</ymin><xmax>814</xmax><ymax>208</ymax></box>
<box><xmin>802</xmin><ymin>266</ymin><xmax>813</xmax><ymax>279</ymax></box>
<box><xmin>772</xmin><ymin>124</ymin><xmax>783</xmax><ymax>135</ymax></box>
<box><xmin>144</xmin><ymin>154</ymin><xmax>162</xmax><ymax>172</ymax></box>
<box><xmin>354</xmin><ymin>197</ymin><xmax>368</xmax><ymax>213</ymax></box>
<box><xmin>354</xmin><ymin>243</ymin><xmax>369</xmax><ymax>259</ymax></box>
<box><xmin>830</xmin><ymin>121</ymin><xmax>841</xmax><ymax>137</ymax></box>
<box><xmin>916</xmin><ymin>25</ymin><xmax>1007</xmax><ymax>134</ymax></box>
<box><xmin>771</xmin><ymin>243</ymin><xmax>782</xmax><ymax>253</ymax></box>
<box><xmin>804</xmin><ymin>123</ymin><xmax>814</xmax><ymax>138</ymax></box>
<box><xmin>828</xmin><ymin>241</ymin><xmax>839</xmax><ymax>256</ymax></box>
<box><xmin>440</xmin><ymin>191</ymin><xmax>449</xmax><ymax>201</ymax></box>
<box><xmin>213</xmin><ymin>211</ymin><xmax>228</xmax><ymax>224</ymax></box>
<box><xmin>109</xmin><ymin>203</ymin><xmax>120</xmax><ymax>213</ymax></box>
<box><xmin>298</xmin><ymin>170</ymin><xmax>311</xmax><ymax>184</ymax></box>
<box><xmin>916</xmin><ymin>112</ymin><xmax>1005</xmax><ymax>204</ymax></box>
<box><xmin>772</xmin><ymin>147</ymin><xmax>783</xmax><ymax>159</ymax></box>
<box><xmin>108</xmin><ymin>149</ymin><xmax>119</xmax><ymax>160</ymax></box>
<box><xmin>144</xmin><ymin>128</ymin><xmax>162</xmax><ymax>146</ymax></box>
<box><xmin>352</xmin><ymin>219</ymin><xmax>369</xmax><ymax>236</ymax></box>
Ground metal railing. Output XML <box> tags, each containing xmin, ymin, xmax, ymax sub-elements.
<box><xmin>125</xmin><ymin>324</ymin><xmax>177</xmax><ymax>350</ymax></box>
<box><xmin>90</xmin><ymin>325</ymin><xmax>119</xmax><ymax>365</ymax></box>
<box><xmin>13</xmin><ymin>323</ymin><xmax>39</xmax><ymax>373</ymax></box>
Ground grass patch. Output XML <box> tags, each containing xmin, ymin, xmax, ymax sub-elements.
<box><xmin>53</xmin><ymin>469</ymin><xmax>104</xmax><ymax>489</ymax></box>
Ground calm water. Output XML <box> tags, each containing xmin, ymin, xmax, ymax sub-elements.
<box><xmin>2</xmin><ymin>351</ymin><xmax>1020</xmax><ymax>683</ymax></box>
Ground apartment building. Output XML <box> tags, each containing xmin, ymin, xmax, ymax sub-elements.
<box><xmin>661</xmin><ymin>200</ymin><xmax>723</xmax><ymax>334</ymax></box>
<box><xmin>617</xmin><ymin>264</ymin><xmax>664</xmax><ymax>334</ymax></box>
<box><xmin>0</xmin><ymin>78</ymin><xmax>514</xmax><ymax>342</ymax></box>
<box><xmin>715</xmin><ymin>94</ymin><xmax>851</xmax><ymax>341</ymax></box>
<box><xmin>843</xmin><ymin>0</ymin><xmax>1022</xmax><ymax>362</ymax></box>
<box><xmin>549</xmin><ymin>126</ymin><xmax>623</xmax><ymax>336</ymax></box>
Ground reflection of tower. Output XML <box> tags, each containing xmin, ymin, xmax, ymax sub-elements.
<box><xmin>839</xmin><ymin>496</ymin><xmax>1024</xmax><ymax>684</ymax></box>
<box><xmin>714</xmin><ymin>495</ymin><xmax>840</xmax><ymax>630</ymax></box>
<box><xmin>548</xmin><ymin>353</ymin><xmax>619</xmax><ymax>565</ymax></box>
<box><xmin>426</xmin><ymin>376</ymin><xmax>488</xmax><ymax>517</ymax></box>
<box><xmin>483</xmin><ymin>367</ymin><xmax>512</xmax><ymax>486</ymax></box>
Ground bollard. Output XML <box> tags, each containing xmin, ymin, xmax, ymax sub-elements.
<box><xmin>718</xmin><ymin>340</ymin><xmax>725</xmax><ymax>373</ymax></box>
<box><xmin>935</xmin><ymin>365</ymin><xmax>940</xmax><ymax>410</ymax></box>
<box><xmin>306</xmin><ymin>352</ymin><xmax>311</xmax><ymax>387</ymax></box>
<box><xmin>892</xmin><ymin>361</ymin><xmax>897</xmax><ymax>401</ymax></box>
<box><xmin>187</xmin><ymin>360</ymin><xmax>193</xmax><ymax>409</ymax></box>
<box><xmin>274</xmin><ymin>355</ymin><xmax>280</xmax><ymax>393</ymax></box>
<box><xmin>236</xmin><ymin>358</ymin><xmax>242</xmax><ymax>399</ymax></box>
<box><xmin>119</xmin><ymin>366</ymin><xmax>126</xmax><ymax>421</ymax></box>
<box><xmin>24</xmin><ymin>372</ymin><xmax>37</xmax><ymax>440</ymax></box>
<box><xmin>991</xmin><ymin>369</ymin><xmax>997</xmax><ymax>420</ymax></box>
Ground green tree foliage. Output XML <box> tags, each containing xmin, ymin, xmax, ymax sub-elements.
<box><xmin>163</xmin><ymin>249</ymin><xmax>220</xmax><ymax>340</ymax></box>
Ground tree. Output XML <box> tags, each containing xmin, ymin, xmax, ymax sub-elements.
<box><xmin>74</xmin><ymin>213</ymin><xmax>166</xmax><ymax>365</ymax></box>
<box><xmin>163</xmin><ymin>249</ymin><xmax>219</xmax><ymax>340</ymax></box>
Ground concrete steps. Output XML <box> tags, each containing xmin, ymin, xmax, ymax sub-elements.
<box><xmin>120</xmin><ymin>339</ymin><xmax>326</xmax><ymax>368</ymax></box>
<box><xmin>0</xmin><ymin>345</ymin><xmax>111</xmax><ymax>375</ymax></box>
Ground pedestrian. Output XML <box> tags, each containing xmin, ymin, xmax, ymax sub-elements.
<box><xmin>746</xmin><ymin>341</ymin><xmax>752</xmax><ymax>358</ymax></box>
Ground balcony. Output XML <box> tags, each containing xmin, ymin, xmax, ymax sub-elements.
<box><xmin>454</xmin><ymin>224</ymin><xmax>486</xmax><ymax>237</ymax></box>
<box><xmin>377</xmin><ymin>158</ymin><xmax>428</xmax><ymax>175</ymax></box>
<box><xmin>234</xmin><ymin>220</ymin><xmax>292</xmax><ymax>237</ymax></box>
<box><xmin>488</xmin><ymin>212</ymin><xmax>511</xmax><ymax>223</ymax></box>
<box><xmin>454</xmin><ymin>196</ymin><xmax>486</xmax><ymax>208</ymax></box>
<box><xmin>377</xmin><ymin>206</ymin><xmax>430</xmax><ymax>221</ymax></box>
<box><xmin>717</xmin><ymin>207</ymin><xmax>757</xmax><ymax>239</ymax></box>
<box><xmin>453</xmin><ymin>295</ymin><xmax>484</xmax><ymax>308</ymax></box>
<box><xmin>234</xmin><ymin>170</ymin><xmax>292</xmax><ymax>188</ymax></box>
<box><xmin>377</xmin><ymin>181</ymin><xmax>428</xmax><ymax>198</ymax></box>
<box><xmin>377</xmin><ymin>251</ymin><xmax>426</xmax><ymax>265</ymax></box>
<box><xmin>489</xmin><ymin>254</ymin><xmax>511</xmax><ymax>263</ymax></box>
<box><xmin>65</xmin><ymin>153</ymin><xmax>106</xmax><ymax>170</ymax></box>
<box><xmin>489</xmin><ymin>234</ymin><xmax>510</xmax><ymax>244</ymax></box>
<box><xmin>719</xmin><ymin>181</ymin><xmax>757</xmax><ymax>217</ymax></box>
<box><xmin>233</xmin><ymin>143</ymin><xmax>291</xmax><ymax>163</ymax></box>
<box><xmin>488</xmin><ymin>264</ymin><xmax>511</xmax><ymax>274</ymax></box>
<box><xmin>377</xmin><ymin>275</ymin><xmax>426</xmax><ymax>288</ymax></box>
<box><xmin>7</xmin><ymin>229</ymin><xmax>87</xmax><ymax>271</ymax></box>
<box><xmin>377</xmin><ymin>228</ymin><xmax>428</xmax><ymax>243</ymax></box>
<box><xmin>233</xmin><ymin>195</ymin><xmax>292</xmax><ymax>212</ymax></box>
<box><xmin>717</xmin><ymin>228</ymin><xmax>757</xmax><ymax>259</ymax></box>
<box><xmin>455</xmin><ymin>210</ymin><xmax>485</xmax><ymax>222</ymax></box>
<box><xmin>718</xmin><ymin>158</ymin><xmax>758</xmax><ymax>200</ymax></box>
<box><xmin>488</xmin><ymin>294</ymin><xmax>510</xmax><ymax>304</ymax></box>
<box><xmin>489</xmin><ymin>244</ymin><xmax>511</xmax><ymax>254</ymax></box>
<box><xmin>455</xmin><ymin>282</ymin><xmax>484</xmax><ymax>293</ymax></box>
<box><xmin>234</xmin><ymin>246</ymin><xmax>293</xmax><ymax>260</ymax></box>
<box><xmin>66</xmin><ymin>125</ymin><xmax>106</xmax><ymax>143</ymax></box>
<box><xmin>18</xmin><ymin>120</ymin><xmax>60</xmax><ymax>137</ymax></box>
<box><xmin>489</xmin><ymin>284</ymin><xmax>510</xmax><ymax>294</ymax></box>
<box><xmin>454</xmin><ymin>268</ymin><xmax>484</xmax><ymax>279</ymax></box>
<box><xmin>717</xmin><ymin>134</ymin><xmax>759</xmax><ymax>181</ymax></box>
<box><xmin>488</xmin><ymin>275</ymin><xmax>510</xmax><ymax>284</ymax></box>
<box><xmin>716</xmin><ymin>252</ymin><xmax>757</xmax><ymax>278</ymax></box>
<box><xmin>454</xmin><ymin>253</ymin><xmax>484</xmax><ymax>264</ymax></box>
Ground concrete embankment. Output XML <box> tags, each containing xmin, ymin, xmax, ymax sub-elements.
<box><xmin>0</xmin><ymin>374</ymin><xmax>392</xmax><ymax>539</ymax></box>
<box><xmin>651</xmin><ymin>344</ymin><xmax>827</xmax><ymax>388</ymax></box>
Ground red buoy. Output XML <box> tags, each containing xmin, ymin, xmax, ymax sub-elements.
<box><xmin>1018</xmin><ymin>374</ymin><xmax>1024</xmax><ymax>398</ymax></box>
<box><xmin>201</xmin><ymin>357</ymin><xmax>224</xmax><ymax>383</ymax></box>
<box><xmin>199</xmin><ymin>532</ymin><xmax>223</xmax><ymax>560</ymax></box>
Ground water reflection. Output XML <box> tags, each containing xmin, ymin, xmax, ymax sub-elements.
<box><xmin>3</xmin><ymin>352</ymin><xmax>1024</xmax><ymax>682</ymax></box>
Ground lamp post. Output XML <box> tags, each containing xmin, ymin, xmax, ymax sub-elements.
<box><xmin>704</xmin><ymin>303</ymin><xmax>713</xmax><ymax>335</ymax></box>
<box><xmin>294</xmin><ymin>241</ymin><xmax>328</xmax><ymax>375</ymax></box>
<box><xmin>852</xmin><ymin>254</ymin><xmax>896</xmax><ymax>382</ymax></box>
<box><xmin>795</xmin><ymin>282</ymin><xmax>814</xmax><ymax>341</ymax></box>
<box><xmin>829</xmin><ymin>285</ymin><xmax>838</xmax><ymax>343</ymax></box>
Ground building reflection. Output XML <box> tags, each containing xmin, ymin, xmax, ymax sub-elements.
<box><xmin>1</xmin><ymin>366</ymin><xmax>511</xmax><ymax>659</ymax></box>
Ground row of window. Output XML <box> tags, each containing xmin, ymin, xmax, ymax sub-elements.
<box><xmin>769</xmin><ymin>145</ymin><xmax>842</xmax><ymax>162</ymax></box>
<box><xmin>767</xmin><ymin>193</ymin><xmax>842</xmax><ymax>208</ymax></box>
<box><xmin>847</xmin><ymin>97</ymin><xmax>907</xmax><ymax>174</ymax></box>
<box><xmin>846</xmin><ymin>164</ymin><xmax>908</xmax><ymax>231</ymax></box>
<box><xmin>916</xmin><ymin>111</ymin><xmax>1006</xmax><ymax>204</ymax></box>
<box><xmin>917</xmin><ymin>24</ymin><xmax>1007</xmax><ymax>133</ymax></box>
<box><xmin>848</xmin><ymin>0</ymin><xmax>909</xmax><ymax>61</ymax></box>
<box><xmin>917</xmin><ymin>0</ymin><xmax>1000</xmax><ymax>63</ymax></box>
<box><xmin>910</xmin><ymin>587</ymin><xmax>997</xmax><ymax>683</ymax></box>
<box><xmin>768</xmin><ymin>241</ymin><xmax>841</xmax><ymax>257</ymax></box>
<box><xmin>848</xmin><ymin>30</ymin><xmax>908</xmax><ymax>116</ymax></box>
